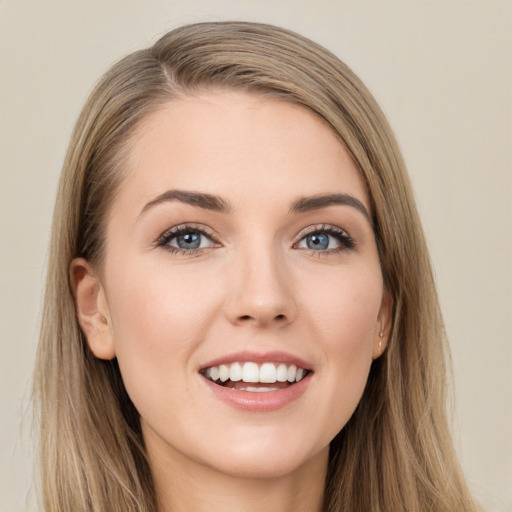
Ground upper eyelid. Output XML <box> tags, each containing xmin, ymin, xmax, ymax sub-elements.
<box><xmin>293</xmin><ymin>224</ymin><xmax>355</xmax><ymax>253</ymax></box>
<box><xmin>155</xmin><ymin>222</ymin><xmax>352</xmax><ymax>247</ymax></box>
<box><xmin>161</xmin><ymin>223</ymin><xmax>213</xmax><ymax>235</ymax></box>
<box><xmin>156</xmin><ymin>223</ymin><xmax>218</xmax><ymax>245</ymax></box>
<box><xmin>295</xmin><ymin>224</ymin><xmax>350</xmax><ymax>239</ymax></box>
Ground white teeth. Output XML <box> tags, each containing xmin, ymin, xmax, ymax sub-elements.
<box><xmin>219</xmin><ymin>364</ymin><xmax>229</xmax><ymax>382</ymax></box>
<box><xmin>242</xmin><ymin>362</ymin><xmax>260</xmax><ymax>383</ymax></box>
<box><xmin>287</xmin><ymin>364</ymin><xmax>297</xmax><ymax>383</ymax></box>
<box><xmin>276</xmin><ymin>363</ymin><xmax>288</xmax><ymax>382</ymax></box>
<box><xmin>259</xmin><ymin>362</ymin><xmax>277</xmax><ymax>383</ymax></box>
<box><xmin>229</xmin><ymin>362</ymin><xmax>242</xmax><ymax>382</ymax></box>
<box><xmin>210</xmin><ymin>366</ymin><xmax>219</xmax><ymax>381</ymax></box>
<box><xmin>203</xmin><ymin>361</ymin><xmax>309</xmax><ymax>386</ymax></box>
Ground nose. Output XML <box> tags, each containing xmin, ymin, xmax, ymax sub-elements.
<box><xmin>224</xmin><ymin>247</ymin><xmax>297</xmax><ymax>328</ymax></box>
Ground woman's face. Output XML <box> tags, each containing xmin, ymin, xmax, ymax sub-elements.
<box><xmin>77</xmin><ymin>91</ymin><xmax>390</xmax><ymax>480</ymax></box>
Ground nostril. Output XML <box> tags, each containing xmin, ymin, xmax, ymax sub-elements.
<box><xmin>236</xmin><ymin>313</ymin><xmax>287</xmax><ymax>324</ymax></box>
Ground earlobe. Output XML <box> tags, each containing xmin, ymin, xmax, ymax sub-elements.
<box><xmin>70</xmin><ymin>258</ymin><xmax>116</xmax><ymax>360</ymax></box>
<box><xmin>373</xmin><ymin>290</ymin><xmax>393</xmax><ymax>359</ymax></box>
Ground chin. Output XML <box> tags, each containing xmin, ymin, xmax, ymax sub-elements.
<box><xmin>196</xmin><ymin>430</ymin><xmax>330</xmax><ymax>481</ymax></box>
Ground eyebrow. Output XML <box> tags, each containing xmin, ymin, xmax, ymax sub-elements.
<box><xmin>289</xmin><ymin>193</ymin><xmax>371</xmax><ymax>221</ymax></box>
<box><xmin>140</xmin><ymin>189</ymin><xmax>371</xmax><ymax>222</ymax></box>
<box><xmin>140</xmin><ymin>189</ymin><xmax>232</xmax><ymax>215</ymax></box>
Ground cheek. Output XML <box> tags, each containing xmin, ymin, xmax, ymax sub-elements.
<box><xmin>298</xmin><ymin>265</ymin><xmax>382</xmax><ymax>438</ymax></box>
<box><xmin>301</xmin><ymin>263</ymin><xmax>383</xmax><ymax>349</ymax></box>
<box><xmin>104</xmin><ymin>260</ymin><xmax>223</xmax><ymax>412</ymax></box>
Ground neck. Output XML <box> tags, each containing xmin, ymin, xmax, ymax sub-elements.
<box><xmin>148</xmin><ymin>441</ymin><xmax>328</xmax><ymax>512</ymax></box>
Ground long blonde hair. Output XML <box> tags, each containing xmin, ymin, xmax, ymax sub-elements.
<box><xmin>34</xmin><ymin>21</ymin><xmax>479</xmax><ymax>511</ymax></box>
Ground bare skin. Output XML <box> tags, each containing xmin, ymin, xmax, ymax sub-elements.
<box><xmin>72</xmin><ymin>91</ymin><xmax>390</xmax><ymax>512</ymax></box>
<box><xmin>150</xmin><ymin>438</ymin><xmax>327</xmax><ymax>512</ymax></box>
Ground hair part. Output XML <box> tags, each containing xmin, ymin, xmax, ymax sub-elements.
<box><xmin>34</xmin><ymin>21</ymin><xmax>479</xmax><ymax>511</ymax></box>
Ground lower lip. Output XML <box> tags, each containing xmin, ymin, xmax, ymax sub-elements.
<box><xmin>200</xmin><ymin>374</ymin><xmax>312</xmax><ymax>412</ymax></box>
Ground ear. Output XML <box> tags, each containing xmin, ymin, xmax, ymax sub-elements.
<box><xmin>70</xmin><ymin>258</ymin><xmax>116</xmax><ymax>360</ymax></box>
<box><xmin>372</xmin><ymin>289</ymin><xmax>393</xmax><ymax>360</ymax></box>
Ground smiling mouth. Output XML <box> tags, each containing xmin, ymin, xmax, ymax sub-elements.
<box><xmin>201</xmin><ymin>362</ymin><xmax>311</xmax><ymax>392</ymax></box>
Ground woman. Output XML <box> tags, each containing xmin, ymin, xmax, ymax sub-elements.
<box><xmin>34</xmin><ymin>21</ymin><xmax>480</xmax><ymax>511</ymax></box>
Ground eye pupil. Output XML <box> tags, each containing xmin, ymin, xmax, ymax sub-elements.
<box><xmin>307</xmin><ymin>233</ymin><xmax>329</xmax><ymax>250</ymax></box>
<box><xmin>177</xmin><ymin>232</ymin><xmax>201</xmax><ymax>249</ymax></box>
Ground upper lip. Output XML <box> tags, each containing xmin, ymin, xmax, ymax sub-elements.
<box><xmin>199</xmin><ymin>350</ymin><xmax>313</xmax><ymax>371</ymax></box>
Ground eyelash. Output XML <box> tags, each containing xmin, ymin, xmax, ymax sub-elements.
<box><xmin>156</xmin><ymin>224</ymin><xmax>219</xmax><ymax>256</ymax></box>
<box><xmin>294</xmin><ymin>224</ymin><xmax>355</xmax><ymax>256</ymax></box>
<box><xmin>156</xmin><ymin>223</ymin><xmax>355</xmax><ymax>256</ymax></box>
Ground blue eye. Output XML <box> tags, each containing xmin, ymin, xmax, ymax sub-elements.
<box><xmin>158</xmin><ymin>225</ymin><xmax>216</xmax><ymax>253</ymax></box>
<box><xmin>304</xmin><ymin>233</ymin><xmax>330</xmax><ymax>250</ymax></box>
<box><xmin>296</xmin><ymin>226</ymin><xmax>354</xmax><ymax>252</ymax></box>
<box><xmin>172</xmin><ymin>232</ymin><xmax>203</xmax><ymax>249</ymax></box>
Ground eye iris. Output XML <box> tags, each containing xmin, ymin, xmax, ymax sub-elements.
<box><xmin>177</xmin><ymin>232</ymin><xmax>201</xmax><ymax>249</ymax></box>
<box><xmin>307</xmin><ymin>233</ymin><xmax>329</xmax><ymax>250</ymax></box>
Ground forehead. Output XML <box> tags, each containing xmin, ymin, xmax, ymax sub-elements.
<box><xmin>116</xmin><ymin>91</ymin><xmax>369</xmax><ymax>216</ymax></box>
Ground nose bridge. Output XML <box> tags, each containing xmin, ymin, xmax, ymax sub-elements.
<box><xmin>225</xmin><ymin>236</ymin><xmax>296</xmax><ymax>327</ymax></box>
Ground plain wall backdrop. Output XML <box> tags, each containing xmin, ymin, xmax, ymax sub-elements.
<box><xmin>0</xmin><ymin>1</ymin><xmax>510</xmax><ymax>511</ymax></box>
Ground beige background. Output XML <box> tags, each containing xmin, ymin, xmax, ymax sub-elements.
<box><xmin>0</xmin><ymin>1</ymin><xmax>510</xmax><ymax>511</ymax></box>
